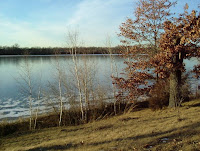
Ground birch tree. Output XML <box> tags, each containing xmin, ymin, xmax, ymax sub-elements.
<box><xmin>17</xmin><ymin>56</ymin><xmax>40</xmax><ymax>130</ymax></box>
<box><xmin>67</xmin><ymin>29</ymin><xmax>84</xmax><ymax>120</ymax></box>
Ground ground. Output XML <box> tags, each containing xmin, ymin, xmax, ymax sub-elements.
<box><xmin>1</xmin><ymin>99</ymin><xmax>200</xmax><ymax>151</ymax></box>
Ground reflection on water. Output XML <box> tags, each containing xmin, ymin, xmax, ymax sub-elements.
<box><xmin>0</xmin><ymin>55</ymin><xmax>124</xmax><ymax>98</ymax></box>
<box><xmin>0</xmin><ymin>54</ymin><xmax>124</xmax><ymax>121</ymax></box>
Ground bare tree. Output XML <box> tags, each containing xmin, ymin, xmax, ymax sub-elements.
<box><xmin>33</xmin><ymin>76</ymin><xmax>42</xmax><ymax>129</ymax></box>
<box><xmin>16</xmin><ymin>55</ymin><xmax>39</xmax><ymax>130</ymax></box>
<box><xmin>66</xmin><ymin>29</ymin><xmax>84</xmax><ymax>121</ymax></box>
<box><xmin>55</xmin><ymin>56</ymin><xmax>64</xmax><ymax>127</ymax></box>
<box><xmin>47</xmin><ymin>54</ymin><xmax>66</xmax><ymax>126</ymax></box>
<box><xmin>105</xmin><ymin>35</ymin><xmax>119</xmax><ymax>115</ymax></box>
<box><xmin>78</xmin><ymin>55</ymin><xmax>97</xmax><ymax>121</ymax></box>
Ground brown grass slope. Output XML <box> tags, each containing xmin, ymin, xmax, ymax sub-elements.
<box><xmin>1</xmin><ymin>99</ymin><xmax>200</xmax><ymax>151</ymax></box>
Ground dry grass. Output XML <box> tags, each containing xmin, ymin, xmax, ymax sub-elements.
<box><xmin>1</xmin><ymin>99</ymin><xmax>200</xmax><ymax>151</ymax></box>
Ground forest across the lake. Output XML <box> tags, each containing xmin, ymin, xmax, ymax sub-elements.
<box><xmin>0</xmin><ymin>45</ymin><xmax>121</xmax><ymax>55</ymax></box>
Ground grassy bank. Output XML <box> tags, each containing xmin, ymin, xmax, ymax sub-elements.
<box><xmin>1</xmin><ymin>99</ymin><xmax>200</xmax><ymax>151</ymax></box>
<box><xmin>0</xmin><ymin>102</ymin><xmax>140</xmax><ymax>137</ymax></box>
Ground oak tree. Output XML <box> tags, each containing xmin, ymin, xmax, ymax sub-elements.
<box><xmin>115</xmin><ymin>0</ymin><xmax>176</xmax><ymax>103</ymax></box>
<box><xmin>115</xmin><ymin>2</ymin><xmax>200</xmax><ymax>107</ymax></box>
<box><xmin>153</xmin><ymin>6</ymin><xmax>200</xmax><ymax>107</ymax></box>
<box><xmin>119</xmin><ymin>0</ymin><xmax>176</xmax><ymax>56</ymax></box>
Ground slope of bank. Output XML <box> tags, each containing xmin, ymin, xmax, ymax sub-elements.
<box><xmin>1</xmin><ymin>99</ymin><xmax>200</xmax><ymax>151</ymax></box>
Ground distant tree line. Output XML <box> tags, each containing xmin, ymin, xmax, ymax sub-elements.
<box><xmin>0</xmin><ymin>44</ymin><xmax>121</xmax><ymax>55</ymax></box>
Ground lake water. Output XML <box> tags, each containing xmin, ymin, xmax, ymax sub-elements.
<box><xmin>0</xmin><ymin>55</ymin><xmax>199</xmax><ymax>121</ymax></box>
<box><xmin>0</xmin><ymin>54</ymin><xmax>125</xmax><ymax>121</ymax></box>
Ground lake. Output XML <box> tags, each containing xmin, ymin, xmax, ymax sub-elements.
<box><xmin>0</xmin><ymin>54</ymin><xmax>124</xmax><ymax>121</ymax></box>
<box><xmin>0</xmin><ymin>55</ymin><xmax>199</xmax><ymax>121</ymax></box>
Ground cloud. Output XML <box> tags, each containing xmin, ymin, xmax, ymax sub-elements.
<box><xmin>0</xmin><ymin>0</ymin><xmax>134</xmax><ymax>47</ymax></box>
<box><xmin>39</xmin><ymin>0</ymin><xmax>53</xmax><ymax>2</ymax></box>
<box><xmin>0</xmin><ymin>0</ymin><xmax>199</xmax><ymax>47</ymax></box>
<box><xmin>68</xmin><ymin>0</ymin><xmax>133</xmax><ymax>25</ymax></box>
<box><xmin>0</xmin><ymin>15</ymin><xmax>65</xmax><ymax>47</ymax></box>
<box><xmin>66</xmin><ymin>0</ymin><xmax>134</xmax><ymax>46</ymax></box>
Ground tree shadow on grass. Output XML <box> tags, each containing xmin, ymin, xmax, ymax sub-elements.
<box><xmin>28</xmin><ymin>143</ymin><xmax>78</xmax><ymax>151</ymax></box>
<box><xmin>188</xmin><ymin>103</ymin><xmax>200</xmax><ymax>107</ymax></box>
<box><xmin>28</xmin><ymin>121</ymin><xmax>200</xmax><ymax>150</ymax></box>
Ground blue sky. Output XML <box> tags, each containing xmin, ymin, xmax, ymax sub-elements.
<box><xmin>0</xmin><ymin>0</ymin><xmax>199</xmax><ymax>47</ymax></box>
